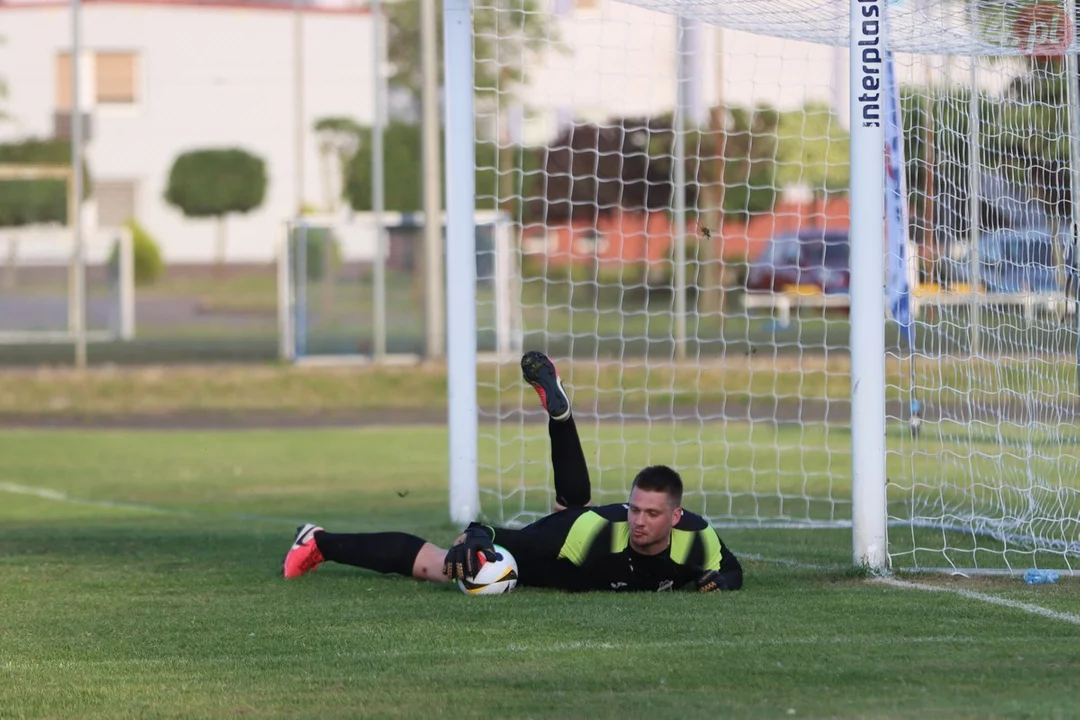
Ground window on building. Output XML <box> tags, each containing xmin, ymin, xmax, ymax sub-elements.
<box><xmin>55</xmin><ymin>51</ymin><xmax>139</xmax><ymax>108</ymax></box>
<box><xmin>55</xmin><ymin>53</ymin><xmax>72</xmax><ymax>111</ymax></box>
<box><xmin>95</xmin><ymin>52</ymin><xmax>138</xmax><ymax>104</ymax></box>
<box><xmin>96</xmin><ymin>180</ymin><xmax>138</xmax><ymax>228</ymax></box>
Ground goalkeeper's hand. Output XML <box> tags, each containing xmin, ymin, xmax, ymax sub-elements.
<box><xmin>695</xmin><ymin>569</ymin><xmax>732</xmax><ymax>593</ymax></box>
<box><xmin>443</xmin><ymin>523</ymin><xmax>497</xmax><ymax>581</ymax></box>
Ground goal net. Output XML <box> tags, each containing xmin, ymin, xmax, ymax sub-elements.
<box><xmin>0</xmin><ymin>165</ymin><xmax>135</xmax><ymax>357</ymax></box>
<box><xmin>463</xmin><ymin>0</ymin><xmax>1080</xmax><ymax>573</ymax></box>
<box><xmin>278</xmin><ymin>211</ymin><xmax>520</xmax><ymax>363</ymax></box>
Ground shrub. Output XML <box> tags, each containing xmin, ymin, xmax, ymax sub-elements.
<box><xmin>0</xmin><ymin>138</ymin><xmax>92</xmax><ymax>227</ymax></box>
<box><xmin>108</xmin><ymin>219</ymin><xmax>164</xmax><ymax>286</ymax></box>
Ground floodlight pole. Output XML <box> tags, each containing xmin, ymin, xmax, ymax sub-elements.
<box><xmin>673</xmin><ymin>15</ymin><xmax>689</xmax><ymax>361</ymax></box>
<box><xmin>421</xmin><ymin>0</ymin><xmax>445</xmax><ymax>360</ymax></box>
<box><xmin>70</xmin><ymin>0</ymin><xmax>86</xmax><ymax>370</ymax></box>
<box><xmin>293</xmin><ymin>0</ymin><xmax>304</xmax><ymax>216</ymax></box>
<box><xmin>849</xmin><ymin>0</ymin><xmax>888</xmax><ymax>572</ymax></box>
<box><xmin>372</xmin><ymin>0</ymin><xmax>387</xmax><ymax>361</ymax></box>
<box><xmin>968</xmin><ymin>55</ymin><xmax>982</xmax><ymax>356</ymax></box>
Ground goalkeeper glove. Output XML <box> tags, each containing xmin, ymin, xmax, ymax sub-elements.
<box><xmin>696</xmin><ymin>569</ymin><xmax>732</xmax><ymax>593</ymax></box>
<box><xmin>443</xmin><ymin>523</ymin><xmax>498</xmax><ymax>581</ymax></box>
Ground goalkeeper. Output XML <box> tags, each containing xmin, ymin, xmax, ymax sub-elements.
<box><xmin>282</xmin><ymin>351</ymin><xmax>743</xmax><ymax>593</ymax></box>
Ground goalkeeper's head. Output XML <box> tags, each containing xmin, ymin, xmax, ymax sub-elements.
<box><xmin>626</xmin><ymin>465</ymin><xmax>684</xmax><ymax>555</ymax></box>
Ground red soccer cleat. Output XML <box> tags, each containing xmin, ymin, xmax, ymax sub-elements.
<box><xmin>283</xmin><ymin>523</ymin><xmax>325</xmax><ymax>579</ymax></box>
<box><xmin>521</xmin><ymin>351</ymin><xmax>571</xmax><ymax>421</ymax></box>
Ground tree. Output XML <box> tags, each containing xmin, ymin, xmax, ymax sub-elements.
<box><xmin>0</xmin><ymin>138</ymin><xmax>92</xmax><ymax>227</ymax></box>
<box><xmin>528</xmin><ymin>117</ymin><xmax>683</xmax><ymax>224</ymax></box>
<box><xmin>775</xmin><ymin>103</ymin><xmax>850</xmax><ymax>198</ymax></box>
<box><xmin>715</xmin><ymin>106</ymin><xmax>780</xmax><ymax>222</ymax></box>
<box><xmin>522</xmin><ymin>106</ymin><xmax>782</xmax><ymax>226</ymax></box>
<box><xmin>341</xmin><ymin>121</ymin><xmax>513</xmax><ymax>212</ymax></box>
<box><xmin>385</xmin><ymin>0</ymin><xmax>555</xmax><ymax>109</ymax></box>
<box><xmin>164</xmin><ymin>148</ymin><xmax>267</xmax><ymax>269</ymax></box>
<box><xmin>314</xmin><ymin>116</ymin><xmax>362</xmax><ymax>212</ymax></box>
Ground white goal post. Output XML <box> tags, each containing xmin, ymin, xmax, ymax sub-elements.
<box><xmin>444</xmin><ymin>0</ymin><xmax>1080</xmax><ymax>575</ymax></box>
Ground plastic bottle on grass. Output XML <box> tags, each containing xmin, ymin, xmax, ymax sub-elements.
<box><xmin>1023</xmin><ymin>569</ymin><xmax>1059</xmax><ymax>585</ymax></box>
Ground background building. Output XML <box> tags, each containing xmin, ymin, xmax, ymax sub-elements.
<box><xmin>0</xmin><ymin>0</ymin><xmax>379</xmax><ymax>262</ymax></box>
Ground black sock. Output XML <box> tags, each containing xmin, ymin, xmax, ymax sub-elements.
<box><xmin>549</xmin><ymin>415</ymin><xmax>591</xmax><ymax>507</ymax></box>
<box><xmin>314</xmin><ymin>531</ymin><xmax>427</xmax><ymax>577</ymax></box>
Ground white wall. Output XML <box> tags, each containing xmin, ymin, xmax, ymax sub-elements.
<box><xmin>515</xmin><ymin>0</ymin><xmax>999</xmax><ymax>144</ymax></box>
<box><xmin>0</xmin><ymin>1</ymin><xmax>377</xmax><ymax>263</ymax></box>
<box><xmin>516</xmin><ymin>1</ymin><xmax>842</xmax><ymax>145</ymax></box>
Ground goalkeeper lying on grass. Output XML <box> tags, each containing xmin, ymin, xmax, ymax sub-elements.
<box><xmin>283</xmin><ymin>351</ymin><xmax>743</xmax><ymax>593</ymax></box>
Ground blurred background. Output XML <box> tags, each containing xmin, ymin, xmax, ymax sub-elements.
<box><xmin>1</xmin><ymin>0</ymin><xmax>1078</xmax><ymax>369</ymax></box>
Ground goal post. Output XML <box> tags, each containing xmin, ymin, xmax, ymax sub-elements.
<box><xmin>445</xmin><ymin>0</ymin><xmax>1080</xmax><ymax>575</ymax></box>
<box><xmin>849</xmin><ymin>0</ymin><xmax>888</xmax><ymax>571</ymax></box>
<box><xmin>0</xmin><ymin>164</ymin><xmax>135</xmax><ymax>361</ymax></box>
<box><xmin>445</xmin><ymin>0</ymin><xmax>481</xmax><ymax>525</ymax></box>
<box><xmin>277</xmin><ymin>209</ymin><xmax>520</xmax><ymax>371</ymax></box>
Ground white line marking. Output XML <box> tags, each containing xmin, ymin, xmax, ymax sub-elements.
<box><xmin>0</xmin><ymin>481</ymin><xmax>180</xmax><ymax>515</ymax></box>
<box><xmin>0</xmin><ymin>482</ymin><xmax>298</xmax><ymax>526</ymax></box>
<box><xmin>877</xmin><ymin>577</ymin><xmax>1080</xmax><ymax>626</ymax></box>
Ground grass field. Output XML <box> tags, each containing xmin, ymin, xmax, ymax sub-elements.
<box><xmin>2</xmin><ymin>425</ymin><xmax>1079</xmax><ymax>719</ymax></box>
<box><xmin>1</xmin><ymin>353</ymin><xmax>1079</xmax><ymax>418</ymax></box>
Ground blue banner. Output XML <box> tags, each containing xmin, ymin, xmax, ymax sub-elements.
<box><xmin>883</xmin><ymin>49</ymin><xmax>914</xmax><ymax>346</ymax></box>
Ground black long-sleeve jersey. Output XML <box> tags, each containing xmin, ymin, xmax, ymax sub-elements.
<box><xmin>490</xmin><ymin>503</ymin><xmax>742</xmax><ymax>593</ymax></box>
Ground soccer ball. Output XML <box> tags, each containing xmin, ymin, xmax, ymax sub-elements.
<box><xmin>457</xmin><ymin>544</ymin><xmax>519</xmax><ymax>595</ymax></box>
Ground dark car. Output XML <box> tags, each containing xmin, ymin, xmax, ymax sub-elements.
<box><xmin>744</xmin><ymin>230</ymin><xmax>850</xmax><ymax>295</ymax></box>
<box><xmin>972</xmin><ymin>227</ymin><xmax>1076</xmax><ymax>294</ymax></box>
<box><xmin>937</xmin><ymin>226</ymin><xmax>1078</xmax><ymax>294</ymax></box>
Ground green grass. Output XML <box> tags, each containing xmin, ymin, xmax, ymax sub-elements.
<box><xmin>2</xmin><ymin>350</ymin><xmax>1079</xmax><ymax>417</ymax></box>
<box><xmin>2</xmin><ymin>425</ymin><xmax>1079</xmax><ymax>719</ymax></box>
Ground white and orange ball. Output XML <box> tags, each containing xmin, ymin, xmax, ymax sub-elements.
<box><xmin>456</xmin><ymin>544</ymin><xmax>519</xmax><ymax>595</ymax></box>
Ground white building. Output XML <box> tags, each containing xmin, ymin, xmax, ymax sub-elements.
<box><xmin>0</xmin><ymin>0</ymin><xmax>379</xmax><ymax>263</ymax></box>
<box><xmin>513</xmin><ymin>0</ymin><xmax>983</xmax><ymax>146</ymax></box>
<box><xmin>511</xmin><ymin>0</ymin><xmax>846</xmax><ymax>146</ymax></box>
<box><xmin>0</xmin><ymin>0</ymin><xmax>995</xmax><ymax>265</ymax></box>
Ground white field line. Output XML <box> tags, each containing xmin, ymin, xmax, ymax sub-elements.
<box><xmin>0</xmin><ymin>482</ymin><xmax>299</xmax><ymax>526</ymax></box>
<box><xmin>745</xmin><ymin>555</ymin><xmax>1080</xmax><ymax>628</ymax></box>
<box><xmin>876</xmin><ymin>576</ymin><xmax>1080</xmax><ymax>626</ymax></box>
<box><xmin>0</xmin><ymin>635</ymin><xmax>990</xmax><ymax>672</ymax></box>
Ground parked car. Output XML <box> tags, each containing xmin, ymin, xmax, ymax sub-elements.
<box><xmin>744</xmin><ymin>230</ymin><xmax>850</xmax><ymax>295</ymax></box>
<box><xmin>747</xmin><ymin>225</ymin><xmax>1078</xmax><ymax>298</ymax></box>
<box><xmin>957</xmin><ymin>226</ymin><xmax>1078</xmax><ymax>294</ymax></box>
<box><xmin>929</xmin><ymin>225</ymin><xmax>1079</xmax><ymax>294</ymax></box>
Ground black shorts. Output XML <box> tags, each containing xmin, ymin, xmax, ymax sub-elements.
<box><xmin>489</xmin><ymin>508</ymin><xmax>590</xmax><ymax>590</ymax></box>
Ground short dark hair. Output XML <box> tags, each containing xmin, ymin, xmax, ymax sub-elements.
<box><xmin>630</xmin><ymin>465</ymin><xmax>683</xmax><ymax>507</ymax></box>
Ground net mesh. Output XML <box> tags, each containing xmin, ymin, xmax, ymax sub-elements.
<box><xmin>471</xmin><ymin>0</ymin><xmax>1080</xmax><ymax>572</ymax></box>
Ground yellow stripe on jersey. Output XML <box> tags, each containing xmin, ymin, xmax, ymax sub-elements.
<box><xmin>670</xmin><ymin>528</ymin><xmax>695</xmax><ymax>565</ymax></box>
<box><xmin>700</xmin><ymin>527</ymin><xmax>723</xmax><ymax>571</ymax></box>
<box><xmin>610</xmin><ymin>522</ymin><xmax>630</xmax><ymax>553</ymax></box>
<box><xmin>557</xmin><ymin>511</ymin><xmax>609</xmax><ymax>566</ymax></box>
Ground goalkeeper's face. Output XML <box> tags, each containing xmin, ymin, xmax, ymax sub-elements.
<box><xmin>627</xmin><ymin>487</ymin><xmax>682</xmax><ymax>555</ymax></box>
